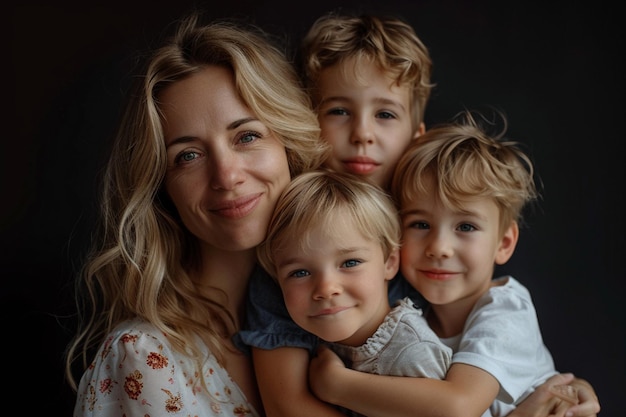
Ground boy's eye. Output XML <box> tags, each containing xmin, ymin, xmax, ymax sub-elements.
<box><xmin>377</xmin><ymin>111</ymin><xmax>396</xmax><ymax>119</ymax></box>
<box><xmin>342</xmin><ymin>259</ymin><xmax>361</xmax><ymax>268</ymax></box>
<box><xmin>458</xmin><ymin>223</ymin><xmax>477</xmax><ymax>232</ymax></box>
<box><xmin>409</xmin><ymin>221</ymin><xmax>429</xmax><ymax>230</ymax></box>
<box><xmin>327</xmin><ymin>108</ymin><xmax>349</xmax><ymax>116</ymax></box>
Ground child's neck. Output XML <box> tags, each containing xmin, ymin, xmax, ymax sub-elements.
<box><xmin>426</xmin><ymin>290</ymin><xmax>485</xmax><ymax>338</ymax></box>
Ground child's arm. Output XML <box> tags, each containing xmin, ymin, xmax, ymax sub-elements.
<box><xmin>309</xmin><ymin>345</ymin><xmax>498</xmax><ymax>417</ymax></box>
<box><xmin>252</xmin><ymin>346</ymin><xmax>347</xmax><ymax>417</ymax></box>
<box><xmin>309</xmin><ymin>346</ymin><xmax>600</xmax><ymax>417</ymax></box>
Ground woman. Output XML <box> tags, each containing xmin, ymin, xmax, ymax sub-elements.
<box><xmin>65</xmin><ymin>11</ymin><xmax>599</xmax><ymax>417</ymax></box>
<box><xmin>64</xmin><ymin>13</ymin><xmax>329</xmax><ymax>416</ymax></box>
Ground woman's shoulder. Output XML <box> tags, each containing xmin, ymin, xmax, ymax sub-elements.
<box><xmin>101</xmin><ymin>318</ymin><xmax>173</xmax><ymax>353</ymax></box>
<box><xmin>75</xmin><ymin>317</ymin><xmax>261</xmax><ymax>417</ymax></box>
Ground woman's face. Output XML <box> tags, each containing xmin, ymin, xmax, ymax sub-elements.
<box><xmin>161</xmin><ymin>65</ymin><xmax>291</xmax><ymax>252</ymax></box>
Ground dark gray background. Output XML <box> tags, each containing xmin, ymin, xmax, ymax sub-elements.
<box><xmin>5</xmin><ymin>1</ymin><xmax>622</xmax><ymax>415</ymax></box>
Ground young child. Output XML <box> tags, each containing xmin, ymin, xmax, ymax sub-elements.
<box><xmin>256</xmin><ymin>169</ymin><xmax>452</xmax><ymax>395</ymax></box>
<box><xmin>389</xmin><ymin>109</ymin><xmax>557</xmax><ymax>415</ymax></box>
<box><xmin>298</xmin><ymin>12</ymin><xmax>433</xmax><ymax>190</ymax></box>
<box><xmin>238</xmin><ymin>14</ymin><xmax>434</xmax><ymax>416</ymax></box>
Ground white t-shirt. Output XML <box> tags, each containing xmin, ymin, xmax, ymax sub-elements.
<box><xmin>440</xmin><ymin>276</ymin><xmax>558</xmax><ymax>417</ymax></box>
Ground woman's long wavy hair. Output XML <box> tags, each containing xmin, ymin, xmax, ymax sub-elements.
<box><xmin>65</xmin><ymin>12</ymin><xmax>330</xmax><ymax>390</ymax></box>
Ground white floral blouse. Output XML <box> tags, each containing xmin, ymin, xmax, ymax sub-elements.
<box><xmin>74</xmin><ymin>318</ymin><xmax>260</xmax><ymax>417</ymax></box>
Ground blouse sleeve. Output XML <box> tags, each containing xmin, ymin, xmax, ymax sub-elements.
<box><xmin>74</xmin><ymin>326</ymin><xmax>191</xmax><ymax>416</ymax></box>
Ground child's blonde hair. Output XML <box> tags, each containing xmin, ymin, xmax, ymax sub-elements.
<box><xmin>300</xmin><ymin>13</ymin><xmax>434</xmax><ymax>127</ymax></box>
<box><xmin>391</xmin><ymin>110</ymin><xmax>539</xmax><ymax>234</ymax></box>
<box><xmin>258</xmin><ymin>169</ymin><xmax>401</xmax><ymax>279</ymax></box>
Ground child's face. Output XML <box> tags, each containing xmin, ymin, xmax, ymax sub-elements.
<box><xmin>274</xmin><ymin>215</ymin><xmax>399</xmax><ymax>347</ymax></box>
<box><xmin>399</xmin><ymin>188</ymin><xmax>517</xmax><ymax>309</ymax></box>
<box><xmin>315</xmin><ymin>57</ymin><xmax>421</xmax><ymax>189</ymax></box>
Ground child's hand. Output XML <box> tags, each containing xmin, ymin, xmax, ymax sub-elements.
<box><xmin>507</xmin><ymin>373</ymin><xmax>600</xmax><ymax>417</ymax></box>
<box><xmin>564</xmin><ymin>375</ymin><xmax>600</xmax><ymax>417</ymax></box>
<box><xmin>308</xmin><ymin>344</ymin><xmax>347</xmax><ymax>403</ymax></box>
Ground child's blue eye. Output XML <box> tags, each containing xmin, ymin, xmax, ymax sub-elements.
<box><xmin>409</xmin><ymin>221</ymin><xmax>429</xmax><ymax>230</ymax></box>
<box><xmin>342</xmin><ymin>259</ymin><xmax>361</xmax><ymax>268</ymax></box>
<box><xmin>291</xmin><ymin>269</ymin><xmax>310</xmax><ymax>278</ymax></box>
<box><xmin>377</xmin><ymin>111</ymin><xmax>396</xmax><ymax>119</ymax></box>
<box><xmin>458</xmin><ymin>223</ymin><xmax>476</xmax><ymax>232</ymax></box>
<box><xmin>328</xmin><ymin>108</ymin><xmax>349</xmax><ymax>116</ymax></box>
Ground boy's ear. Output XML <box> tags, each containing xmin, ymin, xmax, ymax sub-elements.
<box><xmin>413</xmin><ymin>122</ymin><xmax>426</xmax><ymax>139</ymax></box>
<box><xmin>384</xmin><ymin>247</ymin><xmax>401</xmax><ymax>281</ymax></box>
<box><xmin>495</xmin><ymin>221</ymin><xmax>519</xmax><ymax>265</ymax></box>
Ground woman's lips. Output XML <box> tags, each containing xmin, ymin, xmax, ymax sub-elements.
<box><xmin>210</xmin><ymin>193</ymin><xmax>262</xmax><ymax>218</ymax></box>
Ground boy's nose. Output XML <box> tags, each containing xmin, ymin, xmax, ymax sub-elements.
<box><xmin>350</xmin><ymin>118</ymin><xmax>375</xmax><ymax>145</ymax></box>
<box><xmin>426</xmin><ymin>233</ymin><xmax>454</xmax><ymax>259</ymax></box>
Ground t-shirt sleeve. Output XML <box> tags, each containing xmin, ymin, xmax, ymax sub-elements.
<box><xmin>451</xmin><ymin>278</ymin><xmax>557</xmax><ymax>405</ymax></box>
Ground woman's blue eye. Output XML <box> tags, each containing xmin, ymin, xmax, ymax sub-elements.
<box><xmin>182</xmin><ymin>152</ymin><xmax>198</xmax><ymax>161</ymax></box>
<box><xmin>173</xmin><ymin>150</ymin><xmax>199</xmax><ymax>165</ymax></box>
<box><xmin>240</xmin><ymin>133</ymin><xmax>255</xmax><ymax>144</ymax></box>
<box><xmin>239</xmin><ymin>131</ymin><xmax>262</xmax><ymax>145</ymax></box>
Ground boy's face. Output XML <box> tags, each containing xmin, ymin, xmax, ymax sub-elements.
<box><xmin>315</xmin><ymin>58</ymin><xmax>421</xmax><ymax>189</ymax></box>
<box><xmin>399</xmin><ymin>186</ymin><xmax>517</xmax><ymax>309</ymax></box>
<box><xmin>274</xmin><ymin>214</ymin><xmax>399</xmax><ymax>347</ymax></box>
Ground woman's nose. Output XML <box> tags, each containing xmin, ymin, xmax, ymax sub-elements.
<box><xmin>210</xmin><ymin>151</ymin><xmax>246</xmax><ymax>190</ymax></box>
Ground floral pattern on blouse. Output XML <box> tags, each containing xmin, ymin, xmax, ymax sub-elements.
<box><xmin>74</xmin><ymin>318</ymin><xmax>260</xmax><ymax>417</ymax></box>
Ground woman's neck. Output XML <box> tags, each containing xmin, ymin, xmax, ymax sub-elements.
<box><xmin>193</xmin><ymin>245</ymin><xmax>257</xmax><ymax>327</ymax></box>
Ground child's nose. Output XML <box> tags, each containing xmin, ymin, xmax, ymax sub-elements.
<box><xmin>313</xmin><ymin>273</ymin><xmax>342</xmax><ymax>299</ymax></box>
<box><xmin>426</xmin><ymin>232</ymin><xmax>454</xmax><ymax>259</ymax></box>
<box><xmin>350</xmin><ymin>117</ymin><xmax>375</xmax><ymax>145</ymax></box>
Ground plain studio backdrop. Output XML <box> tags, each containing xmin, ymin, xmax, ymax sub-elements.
<box><xmin>5</xmin><ymin>1</ymin><xmax>622</xmax><ymax>415</ymax></box>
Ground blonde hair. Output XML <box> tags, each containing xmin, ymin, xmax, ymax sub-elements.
<box><xmin>391</xmin><ymin>110</ymin><xmax>539</xmax><ymax>233</ymax></box>
<box><xmin>300</xmin><ymin>13</ymin><xmax>434</xmax><ymax>127</ymax></box>
<box><xmin>65</xmin><ymin>12</ymin><xmax>329</xmax><ymax>390</ymax></box>
<box><xmin>258</xmin><ymin>169</ymin><xmax>401</xmax><ymax>280</ymax></box>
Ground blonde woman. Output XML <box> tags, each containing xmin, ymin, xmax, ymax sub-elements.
<box><xmin>65</xmin><ymin>12</ymin><xmax>328</xmax><ymax>417</ymax></box>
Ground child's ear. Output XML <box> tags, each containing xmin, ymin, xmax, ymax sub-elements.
<box><xmin>384</xmin><ymin>247</ymin><xmax>401</xmax><ymax>280</ymax></box>
<box><xmin>495</xmin><ymin>221</ymin><xmax>519</xmax><ymax>265</ymax></box>
<box><xmin>413</xmin><ymin>122</ymin><xmax>426</xmax><ymax>139</ymax></box>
